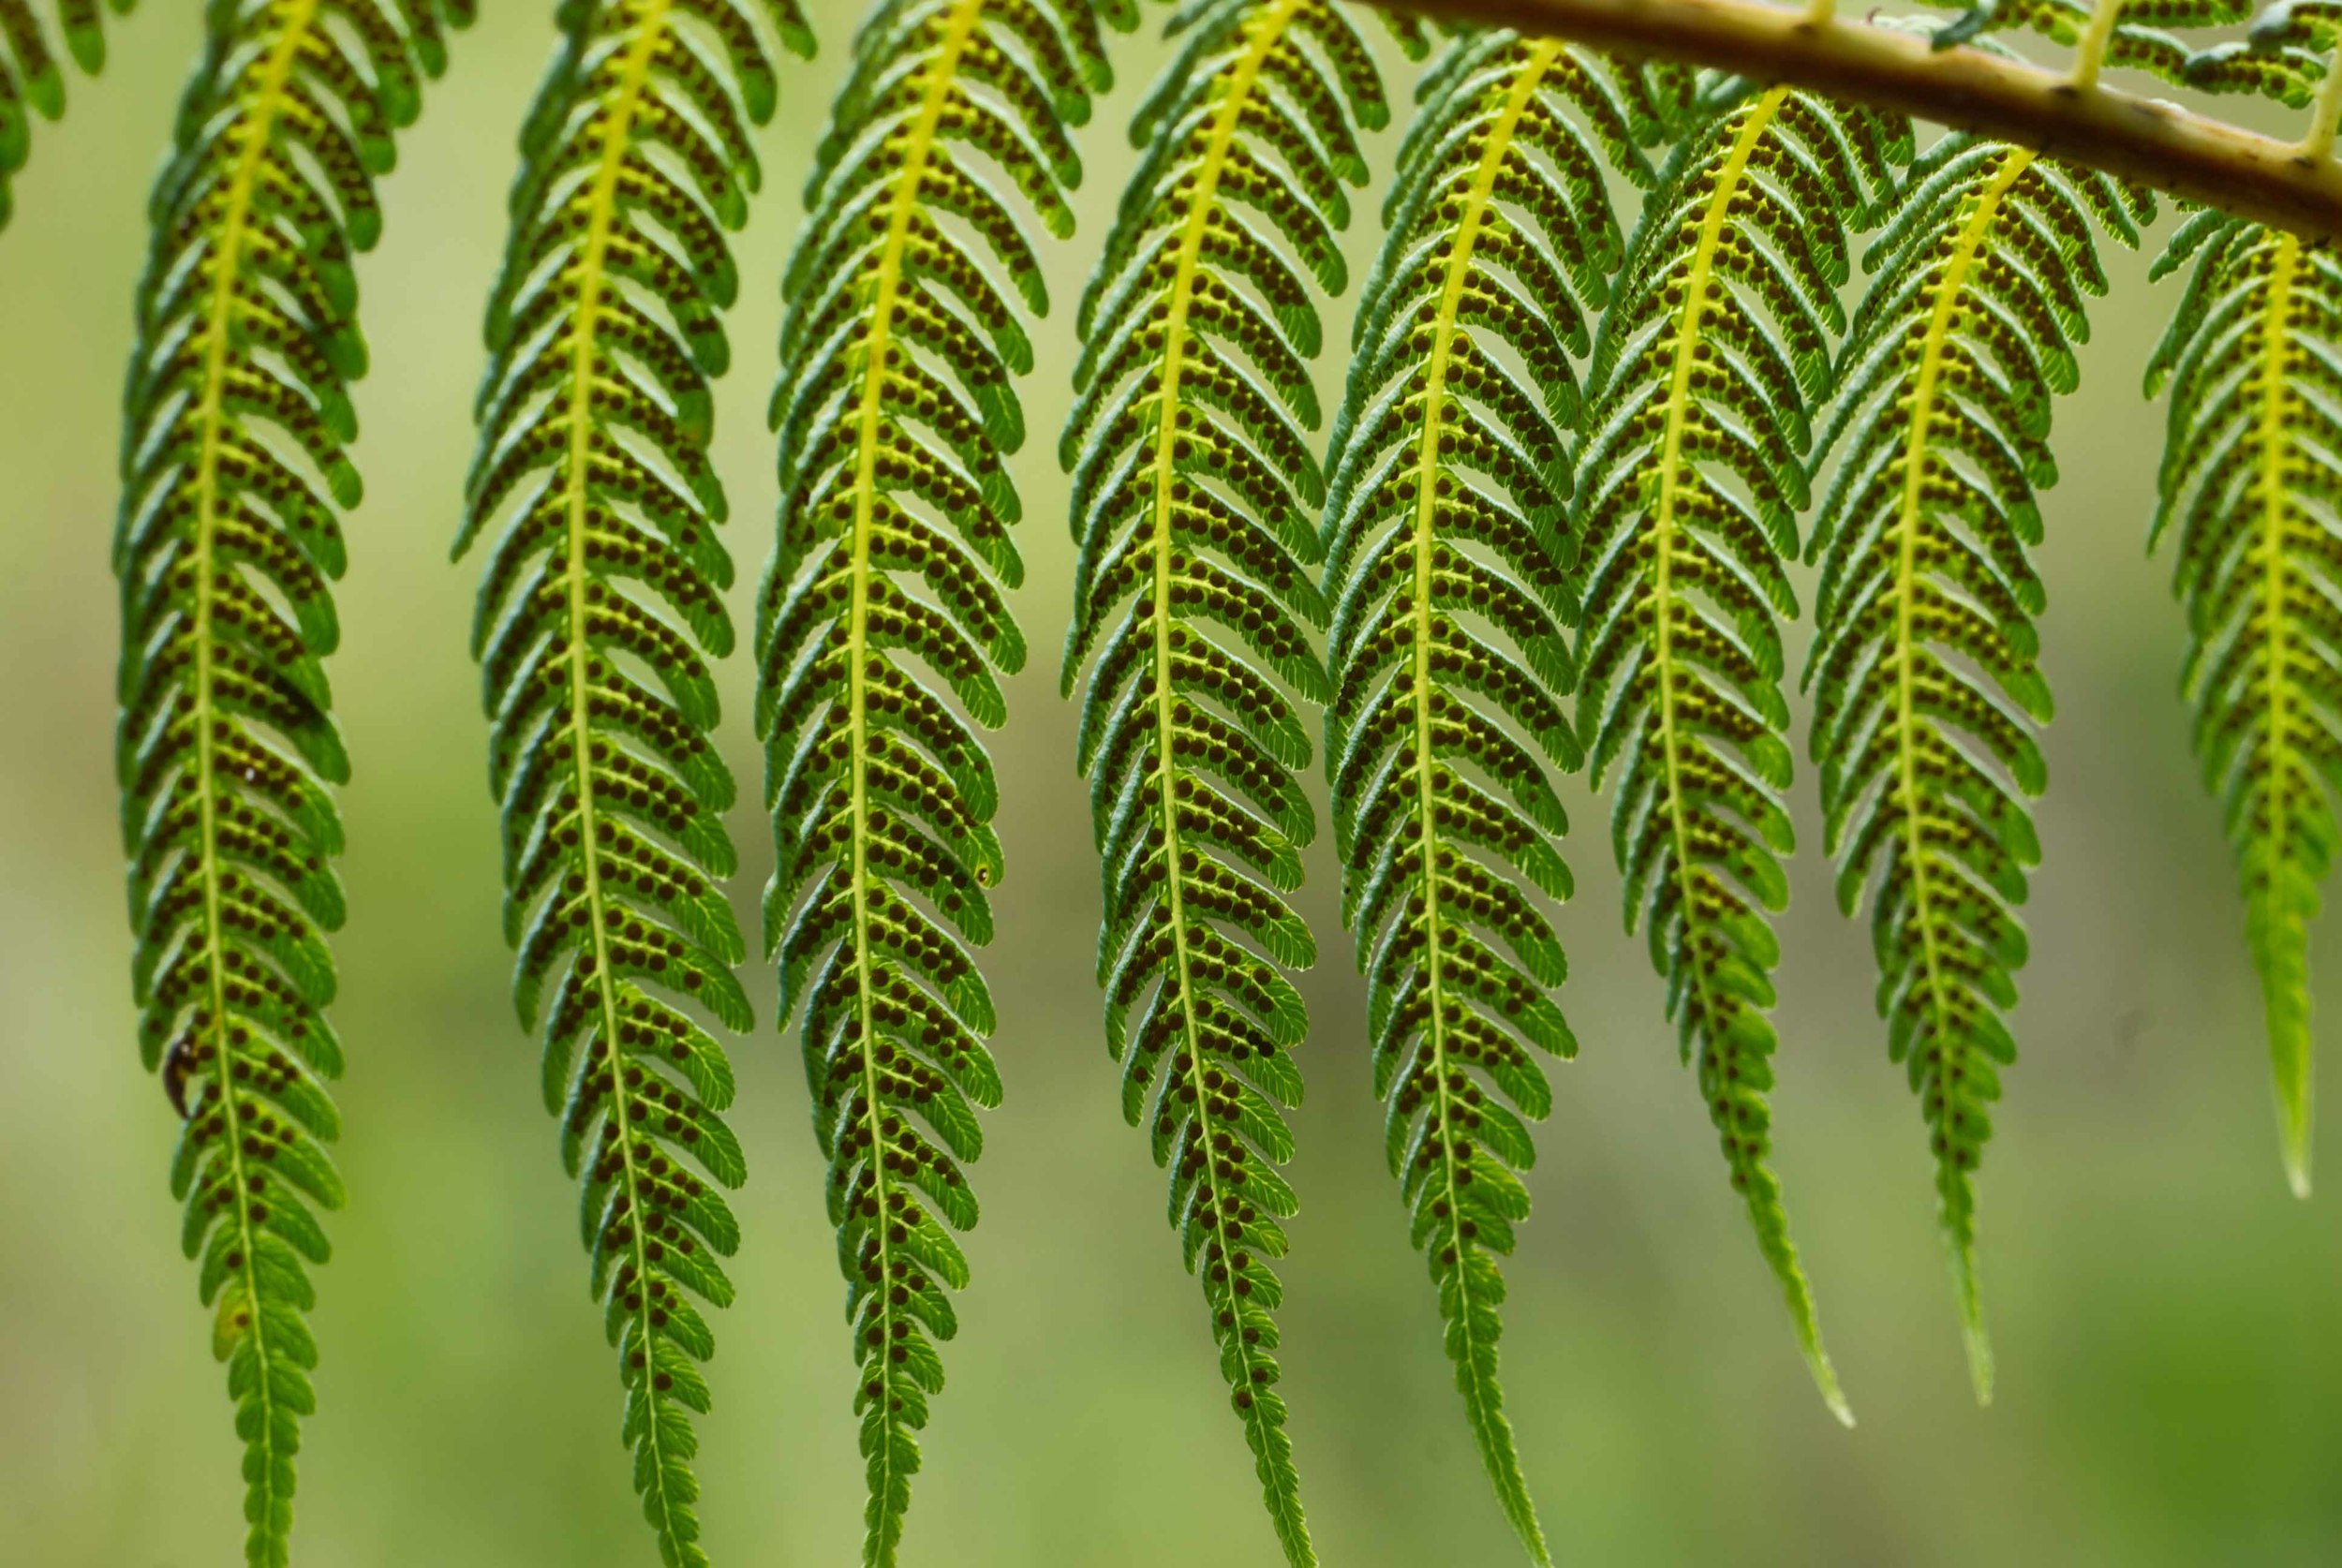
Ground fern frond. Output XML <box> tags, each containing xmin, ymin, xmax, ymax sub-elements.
<box><xmin>116</xmin><ymin>4</ymin><xmax>465</xmax><ymax>1562</ymax></box>
<box><xmin>1060</xmin><ymin>1</ymin><xmax>1414</xmax><ymax>1561</ymax></box>
<box><xmin>459</xmin><ymin>4</ymin><xmax>810</xmax><ymax>1561</ymax></box>
<box><xmin>761</xmin><ymin>0</ymin><xmax>1119</xmax><ymax>1559</ymax></box>
<box><xmin>1316</xmin><ymin>32</ymin><xmax>1661</xmax><ymax>1564</ymax></box>
<box><xmin>1575</xmin><ymin>82</ymin><xmax>1909</xmax><ymax>1424</ymax></box>
<box><xmin>1805</xmin><ymin>135</ymin><xmax>2147</xmax><ymax>1400</ymax></box>
<box><xmin>0</xmin><ymin>0</ymin><xmax>140</xmax><ymax>230</ymax></box>
<box><xmin>2147</xmin><ymin>209</ymin><xmax>2342</xmax><ymax>1198</ymax></box>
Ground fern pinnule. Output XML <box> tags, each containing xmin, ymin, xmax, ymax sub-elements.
<box><xmin>1316</xmin><ymin>31</ymin><xmax>1660</xmax><ymax>1564</ymax></box>
<box><xmin>1061</xmin><ymin>1</ymin><xmax>1416</xmax><ymax>1560</ymax></box>
<box><xmin>1805</xmin><ymin>135</ymin><xmax>2148</xmax><ymax>1399</ymax></box>
<box><xmin>1574</xmin><ymin>82</ymin><xmax>1911</xmax><ymax>1426</ymax></box>
<box><xmin>761</xmin><ymin>0</ymin><xmax>1117</xmax><ymax>1559</ymax></box>
<box><xmin>116</xmin><ymin>4</ymin><xmax>464</xmax><ymax>1563</ymax></box>
<box><xmin>2180</xmin><ymin>0</ymin><xmax>2342</xmax><ymax>107</ymax></box>
<box><xmin>458</xmin><ymin>3</ymin><xmax>811</xmax><ymax>1561</ymax></box>
<box><xmin>0</xmin><ymin>0</ymin><xmax>139</xmax><ymax>230</ymax></box>
<box><xmin>1921</xmin><ymin>0</ymin><xmax>2249</xmax><ymax>87</ymax></box>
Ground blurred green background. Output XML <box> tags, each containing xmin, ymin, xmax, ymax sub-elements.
<box><xmin>5</xmin><ymin>7</ymin><xmax>2340</xmax><ymax>1565</ymax></box>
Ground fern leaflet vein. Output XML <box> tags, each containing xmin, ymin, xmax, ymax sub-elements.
<box><xmin>1154</xmin><ymin>4</ymin><xmax>1304</xmax><ymax>1557</ymax></box>
<box><xmin>847</xmin><ymin>5</ymin><xmax>975</xmax><ymax>1552</ymax></box>
<box><xmin>1404</xmin><ymin>57</ymin><xmax>1545</xmax><ymax>1565</ymax></box>
<box><xmin>2250</xmin><ymin>235</ymin><xmax>2312</xmax><ymax>1190</ymax></box>
<box><xmin>189</xmin><ymin>26</ymin><xmax>316</xmax><ymax>1556</ymax></box>
<box><xmin>1649</xmin><ymin>110</ymin><xmax>1772</xmax><ymax>1263</ymax></box>
<box><xmin>566</xmin><ymin>11</ymin><xmax>689</xmax><ymax>1554</ymax></box>
<box><xmin>1894</xmin><ymin>147</ymin><xmax>2028</xmax><ymax>1398</ymax></box>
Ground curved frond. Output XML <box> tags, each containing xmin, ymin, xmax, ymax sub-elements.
<box><xmin>1060</xmin><ymin>1</ymin><xmax>1415</xmax><ymax>1560</ymax></box>
<box><xmin>1807</xmin><ymin>137</ymin><xmax>2146</xmax><ymax>1400</ymax></box>
<box><xmin>459</xmin><ymin>3</ymin><xmax>810</xmax><ymax>1561</ymax></box>
<box><xmin>1318</xmin><ymin>31</ymin><xmax>1661</xmax><ymax>1563</ymax></box>
<box><xmin>1575</xmin><ymin>82</ymin><xmax>1910</xmax><ymax>1423</ymax></box>
<box><xmin>760</xmin><ymin>0</ymin><xmax>1119</xmax><ymax>1559</ymax></box>
<box><xmin>0</xmin><ymin>0</ymin><xmax>140</xmax><ymax>230</ymax></box>
<box><xmin>115</xmin><ymin>4</ymin><xmax>466</xmax><ymax>1563</ymax></box>
<box><xmin>2148</xmin><ymin>210</ymin><xmax>2342</xmax><ymax>1199</ymax></box>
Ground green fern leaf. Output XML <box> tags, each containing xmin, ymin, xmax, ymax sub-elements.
<box><xmin>457</xmin><ymin>3</ymin><xmax>810</xmax><ymax>1562</ymax></box>
<box><xmin>116</xmin><ymin>4</ymin><xmax>466</xmax><ymax>1563</ymax></box>
<box><xmin>1806</xmin><ymin>136</ymin><xmax>2148</xmax><ymax>1400</ymax></box>
<box><xmin>1575</xmin><ymin>81</ymin><xmax>1911</xmax><ymax>1425</ymax></box>
<box><xmin>0</xmin><ymin>0</ymin><xmax>140</xmax><ymax>230</ymax></box>
<box><xmin>1060</xmin><ymin>1</ymin><xmax>1416</xmax><ymax>1561</ymax></box>
<box><xmin>2147</xmin><ymin>210</ymin><xmax>2342</xmax><ymax>1198</ymax></box>
<box><xmin>761</xmin><ymin>0</ymin><xmax>1119</xmax><ymax>1560</ymax></box>
<box><xmin>1919</xmin><ymin>0</ymin><xmax>2248</xmax><ymax>85</ymax></box>
<box><xmin>1317</xmin><ymin>32</ymin><xmax>1667</xmax><ymax>1564</ymax></box>
<box><xmin>2172</xmin><ymin>0</ymin><xmax>2342</xmax><ymax>100</ymax></box>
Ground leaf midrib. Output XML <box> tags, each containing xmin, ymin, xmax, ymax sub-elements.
<box><xmin>1398</xmin><ymin>42</ymin><xmax>1554</xmax><ymax>1567</ymax></box>
<box><xmin>1645</xmin><ymin>88</ymin><xmax>1847</xmax><ymax>1422</ymax></box>
<box><xmin>1144</xmin><ymin>2</ymin><xmax>1311</xmax><ymax>1560</ymax></box>
<box><xmin>186</xmin><ymin>4</ymin><xmax>322</xmax><ymax>1545</ymax></box>
<box><xmin>1884</xmin><ymin>144</ymin><xmax>2031</xmax><ymax>1398</ymax></box>
<box><xmin>1651</xmin><ymin>92</ymin><xmax>1778</xmax><ymax>1066</ymax></box>
<box><xmin>842</xmin><ymin>1</ymin><xmax>984</xmax><ymax>1555</ymax></box>
<box><xmin>2251</xmin><ymin>229</ymin><xmax>2310</xmax><ymax>1195</ymax></box>
<box><xmin>556</xmin><ymin>2</ymin><xmax>683</xmax><ymax>1545</ymax></box>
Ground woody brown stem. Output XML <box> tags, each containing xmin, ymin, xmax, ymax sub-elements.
<box><xmin>1366</xmin><ymin>0</ymin><xmax>2342</xmax><ymax>240</ymax></box>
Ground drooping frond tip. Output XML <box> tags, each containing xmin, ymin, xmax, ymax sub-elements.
<box><xmin>1060</xmin><ymin>0</ymin><xmax>1412</xmax><ymax>1561</ymax></box>
<box><xmin>1318</xmin><ymin>29</ymin><xmax>1674</xmax><ymax>1563</ymax></box>
<box><xmin>459</xmin><ymin>2</ymin><xmax>806</xmax><ymax>1561</ymax></box>
<box><xmin>1809</xmin><ymin>131</ymin><xmax>2148</xmax><ymax>1401</ymax></box>
<box><xmin>2148</xmin><ymin>5</ymin><xmax>2342</xmax><ymax>1198</ymax></box>
<box><xmin>2155</xmin><ymin>168</ymin><xmax>2342</xmax><ymax>1207</ymax></box>
<box><xmin>762</xmin><ymin>0</ymin><xmax>1119</xmax><ymax>1559</ymax></box>
<box><xmin>0</xmin><ymin>0</ymin><xmax>142</xmax><ymax>230</ymax></box>
<box><xmin>118</xmin><ymin>3</ymin><xmax>466</xmax><ymax>1564</ymax></box>
<box><xmin>1577</xmin><ymin>80</ymin><xmax>1917</xmax><ymax>1426</ymax></box>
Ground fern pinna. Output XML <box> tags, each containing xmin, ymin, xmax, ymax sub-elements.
<box><xmin>760</xmin><ymin>0</ymin><xmax>1118</xmax><ymax>1558</ymax></box>
<box><xmin>1315</xmin><ymin>32</ymin><xmax>1663</xmax><ymax>1562</ymax></box>
<box><xmin>2148</xmin><ymin>4</ymin><xmax>2342</xmax><ymax>1200</ymax></box>
<box><xmin>116</xmin><ymin>3</ymin><xmax>463</xmax><ymax>1563</ymax></box>
<box><xmin>458</xmin><ymin>2</ymin><xmax>809</xmax><ymax>1560</ymax></box>
<box><xmin>1805</xmin><ymin>136</ymin><xmax>2147</xmax><ymax>1397</ymax></box>
<box><xmin>1059</xmin><ymin>1</ymin><xmax>1407</xmax><ymax>1559</ymax></box>
<box><xmin>1575</xmin><ymin>82</ymin><xmax>1909</xmax><ymax>1423</ymax></box>
<box><xmin>2145</xmin><ymin>209</ymin><xmax>2338</xmax><ymax>1199</ymax></box>
<box><xmin>0</xmin><ymin>0</ymin><xmax>138</xmax><ymax>230</ymax></box>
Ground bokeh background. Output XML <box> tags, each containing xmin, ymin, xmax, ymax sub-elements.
<box><xmin>5</xmin><ymin>7</ymin><xmax>2340</xmax><ymax>1565</ymax></box>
